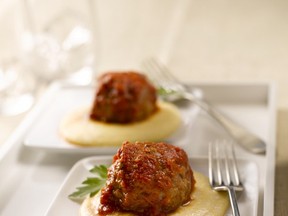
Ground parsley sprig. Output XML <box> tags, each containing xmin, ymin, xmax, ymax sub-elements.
<box><xmin>69</xmin><ymin>165</ymin><xmax>108</xmax><ymax>201</ymax></box>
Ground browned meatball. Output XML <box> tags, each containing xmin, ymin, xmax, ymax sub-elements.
<box><xmin>98</xmin><ymin>141</ymin><xmax>195</xmax><ymax>216</ymax></box>
<box><xmin>89</xmin><ymin>72</ymin><xmax>157</xmax><ymax>123</ymax></box>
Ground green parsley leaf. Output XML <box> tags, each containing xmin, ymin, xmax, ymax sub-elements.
<box><xmin>89</xmin><ymin>164</ymin><xmax>108</xmax><ymax>179</ymax></box>
<box><xmin>68</xmin><ymin>165</ymin><xmax>108</xmax><ymax>201</ymax></box>
<box><xmin>157</xmin><ymin>87</ymin><xmax>172</xmax><ymax>96</ymax></box>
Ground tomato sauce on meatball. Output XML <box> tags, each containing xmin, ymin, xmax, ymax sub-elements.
<box><xmin>98</xmin><ymin>141</ymin><xmax>196</xmax><ymax>216</ymax></box>
<box><xmin>89</xmin><ymin>72</ymin><xmax>157</xmax><ymax>123</ymax></box>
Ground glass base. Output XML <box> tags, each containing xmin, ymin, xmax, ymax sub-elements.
<box><xmin>0</xmin><ymin>94</ymin><xmax>34</xmax><ymax>116</ymax></box>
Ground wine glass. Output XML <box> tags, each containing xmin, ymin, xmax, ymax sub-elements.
<box><xmin>20</xmin><ymin>0</ymin><xmax>98</xmax><ymax>85</ymax></box>
<box><xmin>0</xmin><ymin>2</ymin><xmax>35</xmax><ymax>116</ymax></box>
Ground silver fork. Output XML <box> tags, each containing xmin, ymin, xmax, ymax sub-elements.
<box><xmin>142</xmin><ymin>58</ymin><xmax>266</xmax><ymax>154</ymax></box>
<box><xmin>209</xmin><ymin>141</ymin><xmax>244</xmax><ymax>216</ymax></box>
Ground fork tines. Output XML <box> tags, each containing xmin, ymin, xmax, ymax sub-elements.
<box><xmin>209</xmin><ymin>140</ymin><xmax>243</xmax><ymax>191</ymax></box>
<box><xmin>209</xmin><ymin>140</ymin><xmax>243</xmax><ymax>216</ymax></box>
<box><xmin>141</xmin><ymin>58</ymin><xmax>185</xmax><ymax>92</ymax></box>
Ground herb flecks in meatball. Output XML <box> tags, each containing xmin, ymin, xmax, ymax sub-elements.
<box><xmin>98</xmin><ymin>141</ymin><xmax>195</xmax><ymax>216</ymax></box>
<box><xmin>90</xmin><ymin>72</ymin><xmax>157</xmax><ymax>123</ymax></box>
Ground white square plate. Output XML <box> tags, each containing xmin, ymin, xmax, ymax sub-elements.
<box><xmin>45</xmin><ymin>156</ymin><xmax>259</xmax><ymax>216</ymax></box>
<box><xmin>24</xmin><ymin>85</ymin><xmax>200</xmax><ymax>154</ymax></box>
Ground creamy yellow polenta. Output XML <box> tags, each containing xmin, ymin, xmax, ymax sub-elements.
<box><xmin>59</xmin><ymin>101</ymin><xmax>181</xmax><ymax>147</ymax></box>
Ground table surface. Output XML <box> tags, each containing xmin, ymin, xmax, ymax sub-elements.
<box><xmin>1</xmin><ymin>0</ymin><xmax>288</xmax><ymax>215</ymax></box>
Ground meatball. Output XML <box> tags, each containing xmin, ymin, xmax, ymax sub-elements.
<box><xmin>98</xmin><ymin>141</ymin><xmax>195</xmax><ymax>216</ymax></box>
<box><xmin>89</xmin><ymin>72</ymin><xmax>157</xmax><ymax>123</ymax></box>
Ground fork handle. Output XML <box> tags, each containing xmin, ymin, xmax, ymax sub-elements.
<box><xmin>184</xmin><ymin>92</ymin><xmax>266</xmax><ymax>154</ymax></box>
<box><xmin>227</xmin><ymin>187</ymin><xmax>241</xmax><ymax>216</ymax></box>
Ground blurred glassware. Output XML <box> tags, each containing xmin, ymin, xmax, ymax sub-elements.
<box><xmin>20</xmin><ymin>0</ymin><xmax>98</xmax><ymax>85</ymax></box>
<box><xmin>0</xmin><ymin>2</ymin><xmax>35</xmax><ymax>116</ymax></box>
<box><xmin>0</xmin><ymin>59</ymin><xmax>35</xmax><ymax>116</ymax></box>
